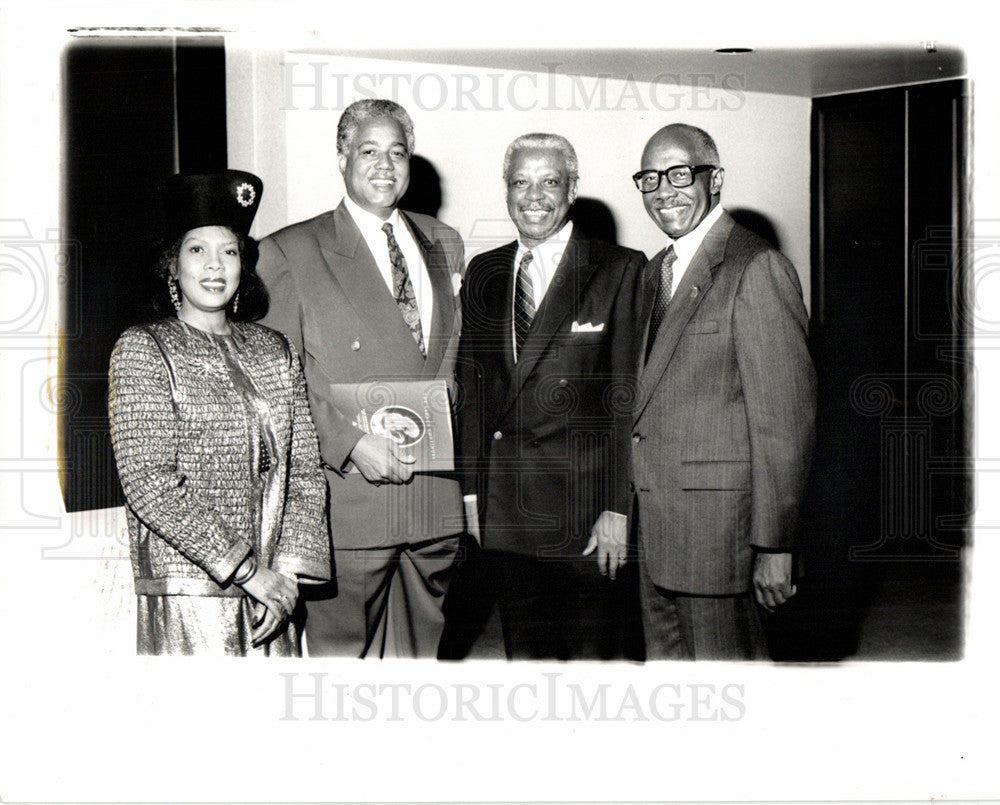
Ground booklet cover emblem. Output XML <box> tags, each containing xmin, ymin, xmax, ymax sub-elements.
<box><xmin>330</xmin><ymin>379</ymin><xmax>454</xmax><ymax>471</ymax></box>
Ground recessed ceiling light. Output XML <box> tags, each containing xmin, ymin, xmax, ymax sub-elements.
<box><xmin>714</xmin><ymin>47</ymin><xmax>754</xmax><ymax>54</ymax></box>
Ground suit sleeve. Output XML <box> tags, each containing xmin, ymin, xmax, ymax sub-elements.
<box><xmin>437</xmin><ymin>221</ymin><xmax>467</xmax><ymax>401</ymax></box>
<box><xmin>608</xmin><ymin>248</ymin><xmax>648</xmax><ymax>516</ymax></box>
<box><xmin>732</xmin><ymin>249</ymin><xmax>817</xmax><ymax>551</ymax></box>
<box><xmin>257</xmin><ymin>233</ymin><xmax>365</xmax><ymax>472</ymax></box>
<box><xmin>441</xmin><ymin>222</ymin><xmax>467</xmax><ymax>279</ymax></box>
<box><xmin>454</xmin><ymin>260</ymin><xmax>482</xmax><ymax>499</ymax></box>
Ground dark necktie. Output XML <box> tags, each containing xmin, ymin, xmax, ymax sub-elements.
<box><xmin>645</xmin><ymin>245</ymin><xmax>677</xmax><ymax>362</ymax></box>
<box><xmin>382</xmin><ymin>221</ymin><xmax>425</xmax><ymax>357</ymax></box>
<box><xmin>513</xmin><ymin>250</ymin><xmax>536</xmax><ymax>362</ymax></box>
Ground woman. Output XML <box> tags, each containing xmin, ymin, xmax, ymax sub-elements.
<box><xmin>108</xmin><ymin>169</ymin><xmax>330</xmax><ymax>655</ymax></box>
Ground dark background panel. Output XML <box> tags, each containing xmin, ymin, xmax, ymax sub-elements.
<box><xmin>60</xmin><ymin>37</ymin><xmax>227</xmax><ymax>513</ymax></box>
<box><xmin>768</xmin><ymin>79</ymin><xmax>970</xmax><ymax>661</ymax></box>
<box><xmin>176</xmin><ymin>41</ymin><xmax>228</xmax><ymax>173</ymax></box>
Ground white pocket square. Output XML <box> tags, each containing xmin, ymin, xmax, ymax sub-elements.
<box><xmin>571</xmin><ymin>321</ymin><xmax>604</xmax><ymax>333</ymax></box>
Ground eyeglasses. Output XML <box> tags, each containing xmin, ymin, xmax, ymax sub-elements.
<box><xmin>632</xmin><ymin>164</ymin><xmax>716</xmax><ymax>192</ymax></box>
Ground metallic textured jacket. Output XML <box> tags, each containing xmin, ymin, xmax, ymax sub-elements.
<box><xmin>108</xmin><ymin>318</ymin><xmax>330</xmax><ymax>597</ymax></box>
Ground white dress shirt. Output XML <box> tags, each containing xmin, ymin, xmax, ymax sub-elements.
<box><xmin>343</xmin><ymin>195</ymin><xmax>434</xmax><ymax>344</ymax></box>
<box><xmin>664</xmin><ymin>203</ymin><xmax>725</xmax><ymax>296</ymax></box>
<box><xmin>510</xmin><ymin>220</ymin><xmax>574</xmax><ymax>358</ymax></box>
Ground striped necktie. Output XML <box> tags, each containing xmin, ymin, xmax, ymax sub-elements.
<box><xmin>513</xmin><ymin>250</ymin><xmax>535</xmax><ymax>362</ymax></box>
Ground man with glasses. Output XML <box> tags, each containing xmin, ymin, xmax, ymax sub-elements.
<box><xmin>629</xmin><ymin>123</ymin><xmax>816</xmax><ymax>660</ymax></box>
<box><xmin>449</xmin><ymin>133</ymin><xmax>646</xmax><ymax>660</ymax></box>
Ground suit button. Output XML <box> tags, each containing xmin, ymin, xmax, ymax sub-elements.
<box><xmin>350</xmin><ymin>339</ymin><xmax>361</xmax><ymax>351</ymax></box>
<box><xmin>558</xmin><ymin>378</ymin><xmax>568</xmax><ymax>386</ymax></box>
<box><xmin>493</xmin><ymin>431</ymin><xmax>503</xmax><ymax>440</ymax></box>
<box><xmin>632</xmin><ymin>434</ymin><xmax>642</xmax><ymax>444</ymax></box>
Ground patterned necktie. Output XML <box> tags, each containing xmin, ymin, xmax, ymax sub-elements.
<box><xmin>513</xmin><ymin>250</ymin><xmax>536</xmax><ymax>362</ymax></box>
<box><xmin>645</xmin><ymin>245</ymin><xmax>677</xmax><ymax>362</ymax></box>
<box><xmin>382</xmin><ymin>222</ymin><xmax>425</xmax><ymax>357</ymax></box>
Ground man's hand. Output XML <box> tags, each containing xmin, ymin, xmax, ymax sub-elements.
<box><xmin>752</xmin><ymin>552</ymin><xmax>797</xmax><ymax>612</ymax></box>
<box><xmin>582</xmin><ymin>510</ymin><xmax>628</xmax><ymax>580</ymax></box>
<box><xmin>349</xmin><ymin>433</ymin><xmax>416</xmax><ymax>485</ymax></box>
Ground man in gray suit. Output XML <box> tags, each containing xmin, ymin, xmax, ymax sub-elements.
<box><xmin>257</xmin><ymin>99</ymin><xmax>466</xmax><ymax>657</ymax></box>
<box><xmin>631</xmin><ymin>123</ymin><xmax>816</xmax><ymax>660</ymax></box>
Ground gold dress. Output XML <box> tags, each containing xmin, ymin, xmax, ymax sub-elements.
<box><xmin>108</xmin><ymin>318</ymin><xmax>330</xmax><ymax>655</ymax></box>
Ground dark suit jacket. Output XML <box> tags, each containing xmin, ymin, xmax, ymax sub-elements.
<box><xmin>257</xmin><ymin>201</ymin><xmax>466</xmax><ymax>550</ymax></box>
<box><xmin>632</xmin><ymin>211</ymin><xmax>816</xmax><ymax>595</ymax></box>
<box><xmin>457</xmin><ymin>229</ymin><xmax>646</xmax><ymax>559</ymax></box>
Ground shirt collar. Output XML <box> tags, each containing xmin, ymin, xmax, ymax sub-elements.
<box><xmin>668</xmin><ymin>203</ymin><xmax>724</xmax><ymax>263</ymax></box>
<box><xmin>516</xmin><ymin>219</ymin><xmax>574</xmax><ymax>265</ymax></box>
<box><xmin>343</xmin><ymin>194</ymin><xmax>402</xmax><ymax>236</ymax></box>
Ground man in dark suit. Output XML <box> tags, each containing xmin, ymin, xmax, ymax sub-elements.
<box><xmin>257</xmin><ymin>99</ymin><xmax>466</xmax><ymax>657</ymax></box>
<box><xmin>455</xmin><ymin>132</ymin><xmax>646</xmax><ymax>660</ymax></box>
<box><xmin>631</xmin><ymin>123</ymin><xmax>816</xmax><ymax>660</ymax></box>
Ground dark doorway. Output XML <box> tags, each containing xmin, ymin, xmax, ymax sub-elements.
<box><xmin>771</xmin><ymin>80</ymin><xmax>971</xmax><ymax>661</ymax></box>
<box><xmin>60</xmin><ymin>37</ymin><xmax>228</xmax><ymax>513</ymax></box>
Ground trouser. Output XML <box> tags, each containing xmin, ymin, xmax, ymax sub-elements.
<box><xmin>637</xmin><ymin>546</ymin><xmax>768</xmax><ymax>661</ymax></box>
<box><xmin>302</xmin><ymin>535</ymin><xmax>460</xmax><ymax>658</ymax></box>
<box><xmin>490</xmin><ymin>549</ymin><xmax>642</xmax><ymax>661</ymax></box>
<box><xmin>437</xmin><ymin>534</ymin><xmax>500</xmax><ymax>660</ymax></box>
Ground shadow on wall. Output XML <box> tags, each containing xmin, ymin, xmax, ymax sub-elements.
<box><xmin>729</xmin><ymin>207</ymin><xmax>782</xmax><ymax>251</ymax></box>
<box><xmin>570</xmin><ymin>197</ymin><xmax>620</xmax><ymax>246</ymax></box>
<box><xmin>399</xmin><ymin>173</ymin><xmax>788</xmax><ymax>257</ymax></box>
<box><xmin>400</xmin><ymin>155</ymin><xmax>443</xmax><ymax>219</ymax></box>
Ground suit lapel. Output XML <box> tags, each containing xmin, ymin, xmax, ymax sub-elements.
<box><xmin>636</xmin><ymin>250</ymin><xmax>661</xmax><ymax>361</ymax></box>
<box><xmin>318</xmin><ymin>203</ymin><xmax>446</xmax><ymax>366</ymax></box>
<box><xmin>317</xmin><ymin>203</ymin><xmax>408</xmax><ymax>348</ymax></box>
<box><xmin>634</xmin><ymin>213</ymin><xmax>733</xmax><ymax>421</ymax></box>
<box><xmin>488</xmin><ymin>241</ymin><xmax>520</xmax><ymax>379</ymax></box>
<box><xmin>499</xmin><ymin>232</ymin><xmax>597</xmax><ymax>417</ymax></box>
<box><xmin>401</xmin><ymin>211</ymin><xmax>455</xmax><ymax>375</ymax></box>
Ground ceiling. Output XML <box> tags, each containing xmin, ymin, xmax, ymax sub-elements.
<box><xmin>315</xmin><ymin>44</ymin><xmax>967</xmax><ymax>98</ymax></box>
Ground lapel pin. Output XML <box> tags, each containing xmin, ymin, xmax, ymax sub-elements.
<box><xmin>350</xmin><ymin>339</ymin><xmax>361</xmax><ymax>351</ymax></box>
<box><xmin>691</xmin><ymin>286</ymin><xmax>700</xmax><ymax>298</ymax></box>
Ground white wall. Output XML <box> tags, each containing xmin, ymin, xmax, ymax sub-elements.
<box><xmin>228</xmin><ymin>50</ymin><xmax>813</xmax><ymax>306</ymax></box>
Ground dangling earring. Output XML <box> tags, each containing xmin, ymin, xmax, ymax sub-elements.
<box><xmin>169</xmin><ymin>278</ymin><xmax>181</xmax><ymax>312</ymax></box>
<box><xmin>231</xmin><ymin>291</ymin><xmax>240</xmax><ymax>315</ymax></box>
